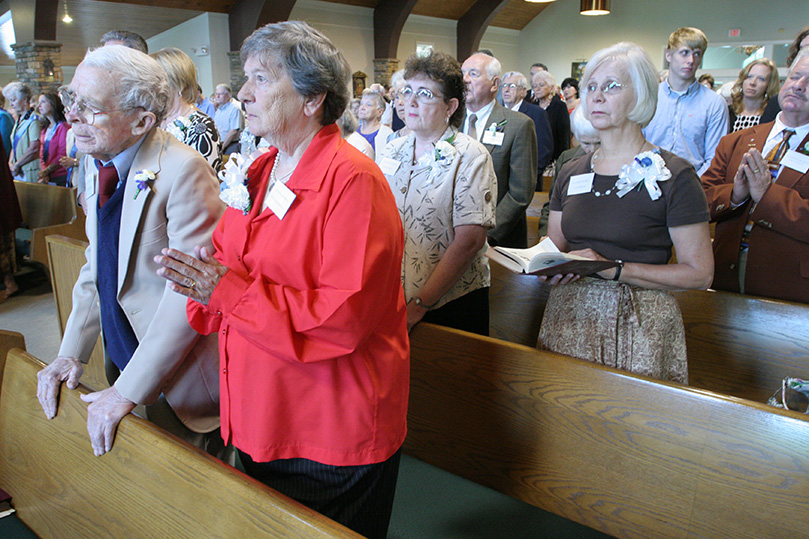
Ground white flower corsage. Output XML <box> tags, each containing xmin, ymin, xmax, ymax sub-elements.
<box><xmin>218</xmin><ymin>152</ymin><xmax>257</xmax><ymax>214</ymax></box>
<box><xmin>133</xmin><ymin>170</ymin><xmax>156</xmax><ymax>200</ymax></box>
<box><xmin>615</xmin><ymin>149</ymin><xmax>671</xmax><ymax>201</ymax></box>
<box><xmin>434</xmin><ymin>133</ymin><xmax>457</xmax><ymax>162</ymax></box>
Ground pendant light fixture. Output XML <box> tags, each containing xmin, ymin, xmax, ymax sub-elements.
<box><xmin>581</xmin><ymin>0</ymin><xmax>610</xmax><ymax>16</ymax></box>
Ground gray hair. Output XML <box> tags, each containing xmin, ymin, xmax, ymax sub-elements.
<box><xmin>241</xmin><ymin>21</ymin><xmax>351</xmax><ymax>126</ymax></box>
<box><xmin>336</xmin><ymin>108</ymin><xmax>359</xmax><ymax>137</ymax></box>
<box><xmin>502</xmin><ymin>71</ymin><xmax>529</xmax><ymax>89</ymax></box>
<box><xmin>100</xmin><ymin>30</ymin><xmax>148</xmax><ymax>54</ymax></box>
<box><xmin>81</xmin><ymin>45</ymin><xmax>170</xmax><ymax>123</ymax></box>
<box><xmin>361</xmin><ymin>88</ymin><xmax>386</xmax><ymax>112</ymax></box>
<box><xmin>570</xmin><ymin>104</ymin><xmax>598</xmax><ymax>140</ymax></box>
<box><xmin>390</xmin><ymin>69</ymin><xmax>406</xmax><ymax>90</ymax></box>
<box><xmin>2</xmin><ymin>81</ymin><xmax>32</xmax><ymax>102</ymax></box>
<box><xmin>581</xmin><ymin>42</ymin><xmax>659</xmax><ymax>128</ymax></box>
<box><xmin>532</xmin><ymin>70</ymin><xmax>556</xmax><ymax>89</ymax></box>
<box><xmin>215</xmin><ymin>83</ymin><xmax>232</xmax><ymax>95</ymax></box>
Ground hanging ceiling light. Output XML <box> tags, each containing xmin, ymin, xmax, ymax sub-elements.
<box><xmin>62</xmin><ymin>1</ymin><xmax>73</xmax><ymax>23</ymax></box>
<box><xmin>581</xmin><ymin>0</ymin><xmax>610</xmax><ymax>15</ymax></box>
<box><xmin>524</xmin><ymin>0</ymin><xmax>557</xmax><ymax>4</ymax></box>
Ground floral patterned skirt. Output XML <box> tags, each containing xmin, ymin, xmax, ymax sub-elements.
<box><xmin>537</xmin><ymin>277</ymin><xmax>688</xmax><ymax>384</ymax></box>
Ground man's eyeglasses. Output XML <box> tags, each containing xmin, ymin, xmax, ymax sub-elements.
<box><xmin>398</xmin><ymin>87</ymin><xmax>444</xmax><ymax>105</ymax></box>
<box><xmin>502</xmin><ymin>83</ymin><xmax>523</xmax><ymax>90</ymax></box>
<box><xmin>585</xmin><ymin>81</ymin><xmax>628</xmax><ymax>96</ymax></box>
<box><xmin>58</xmin><ymin>88</ymin><xmax>118</xmax><ymax>125</ymax></box>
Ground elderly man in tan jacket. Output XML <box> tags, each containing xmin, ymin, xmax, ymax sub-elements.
<box><xmin>36</xmin><ymin>45</ymin><xmax>224</xmax><ymax>457</ymax></box>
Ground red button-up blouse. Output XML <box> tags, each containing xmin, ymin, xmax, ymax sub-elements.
<box><xmin>188</xmin><ymin>124</ymin><xmax>409</xmax><ymax>466</ymax></box>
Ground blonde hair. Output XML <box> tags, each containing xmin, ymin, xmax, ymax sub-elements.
<box><xmin>667</xmin><ymin>27</ymin><xmax>708</xmax><ymax>54</ymax></box>
<box><xmin>151</xmin><ymin>47</ymin><xmax>198</xmax><ymax>105</ymax></box>
<box><xmin>730</xmin><ymin>58</ymin><xmax>780</xmax><ymax>115</ymax></box>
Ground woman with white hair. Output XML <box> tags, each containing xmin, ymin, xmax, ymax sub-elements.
<box><xmin>151</xmin><ymin>47</ymin><xmax>222</xmax><ymax>171</ymax></box>
<box><xmin>3</xmin><ymin>82</ymin><xmax>40</xmax><ymax>182</ymax></box>
<box><xmin>537</xmin><ymin>42</ymin><xmax>714</xmax><ymax>384</ymax></box>
<box><xmin>532</xmin><ymin>70</ymin><xmax>570</xmax><ymax>162</ymax></box>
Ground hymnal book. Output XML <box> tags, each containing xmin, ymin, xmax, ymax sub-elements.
<box><xmin>485</xmin><ymin>237</ymin><xmax>619</xmax><ymax>277</ymax></box>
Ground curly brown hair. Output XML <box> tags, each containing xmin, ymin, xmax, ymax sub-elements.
<box><xmin>786</xmin><ymin>25</ymin><xmax>809</xmax><ymax>67</ymax></box>
<box><xmin>403</xmin><ymin>51</ymin><xmax>466</xmax><ymax>128</ymax></box>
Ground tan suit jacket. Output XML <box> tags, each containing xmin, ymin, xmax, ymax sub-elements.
<box><xmin>58</xmin><ymin>128</ymin><xmax>225</xmax><ymax>432</ymax></box>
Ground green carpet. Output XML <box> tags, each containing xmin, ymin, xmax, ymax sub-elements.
<box><xmin>389</xmin><ymin>455</ymin><xmax>612</xmax><ymax>539</ymax></box>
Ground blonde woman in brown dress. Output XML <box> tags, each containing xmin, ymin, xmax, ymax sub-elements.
<box><xmin>537</xmin><ymin>42</ymin><xmax>714</xmax><ymax>384</ymax></box>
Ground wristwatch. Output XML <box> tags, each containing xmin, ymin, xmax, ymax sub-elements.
<box><xmin>412</xmin><ymin>296</ymin><xmax>434</xmax><ymax>309</ymax></box>
<box><xmin>612</xmin><ymin>260</ymin><xmax>624</xmax><ymax>281</ymax></box>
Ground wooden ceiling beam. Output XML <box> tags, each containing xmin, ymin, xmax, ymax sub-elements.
<box><xmin>33</xmin><ymin>0</ymin><xmax>58</xmax><ymax>41</ymax></box>
<box><xmin>456</xmin><ymin>0</ymin><xmax>510</xmax><ymax>61</ymax></box>
<box><xmin>98</xmin><ymin>0</ymin><xmax>233</xmax><ymax>13</ymax></box>
<box><xmin>373</xmin><ymin>0</ymin><xmax>419</xmax><ymax>59</ymax></box>
<box><xmin>228</xmin><ymin>0</ymin><xmax>297</xmax><ymax>52</ymax></box>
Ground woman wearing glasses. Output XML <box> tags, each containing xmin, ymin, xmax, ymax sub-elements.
<box><xmin>538</xmin><ymin>42</ymin><xmax>713</xmax><ymax>383</ymax></box>
<box><xmin>379</xmin><ymin>51</ymin><xmax>496</xmax><ymax>335</ymax></box>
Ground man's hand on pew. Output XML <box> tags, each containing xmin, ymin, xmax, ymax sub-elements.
<box><xmin>36</xmin><ymin>356</ymin><xmax>84</xmax><ymax>419</ymax></box>
<box><xmin>80</xmin><ymin>387</ymin><xmax>136</xmax><ymax>457</ymax></box>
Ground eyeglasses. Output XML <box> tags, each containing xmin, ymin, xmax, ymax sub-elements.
<box><xmin>585</xmin><ymin>81</ymin><xmax>628</xmax><ymax>96</ymax></box>
<box><xmin>58</xmin><ymin>88</ymin><xmax>119</xmax><ymax>125</ymax></box>
<box><xmin>398</xmin><ymin>87</ymin><xmax>444</xmax><ymax>104</ymax></box>
<box><xmin>502</xmin><ymin>83</ymin><xmax>523</xmax><ymax>90</ymax></box>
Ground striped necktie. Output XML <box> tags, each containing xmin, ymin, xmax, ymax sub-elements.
<box><xmin>765</xmin><ymin>129</ymin><xmax>796</xmax><ymax>177</ymax></box>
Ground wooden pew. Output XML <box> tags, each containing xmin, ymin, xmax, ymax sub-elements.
<box><xmin>0</xmin><ymin>347</ymin><xmax>360</xmax><ymax>538</ymax></box>
<box><xmin>0</xmin><ymin>330</ymin><xmax>25</xmax><ymax>399</ymax></box>
<box><xmin>489</xmin><ymin>259</ymin><xmax>809</xmax><ymax>404</ymax></box>
<box><xmin>406</xmin><ymin>323</ymin><xmax>809</xmax><ymax>539</ymax></box>
<box><xmin>46</xmin><ymin>235</ymin><xmax>108</xmax><ymax>392</ymax></box>
<box><xmin>14</xmin><ymin>181</ymin><xmax>87</xmax><ymax>270</ymax></box>
<box><xmin>676</xmin><ymin>289</ymin><xmax>809</xmax><ymax>403</ymax></box>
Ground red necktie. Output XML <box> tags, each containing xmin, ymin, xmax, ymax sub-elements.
<box><xmin>96</xmin><ymin>161</ymin><xmax>119</xmax><ymax>208</ymax></box>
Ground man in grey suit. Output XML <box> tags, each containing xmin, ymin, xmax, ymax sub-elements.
<box><xmin>36</xmin><ymin>45</ymin><xmax>224</xmax><ymax>457</ymax></box>
<box><xmin>462</xmin><ymin>52</ymin><xmax>538</xmax><ymax>248</ymax></box>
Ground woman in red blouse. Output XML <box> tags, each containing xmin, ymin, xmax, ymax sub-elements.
<box><xmin>156</xmin><ymin>22</ymin><xmax>409</xmax><ymax>539</ymax></box>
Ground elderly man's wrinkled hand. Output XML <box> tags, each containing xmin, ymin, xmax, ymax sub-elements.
<box><xmin>36</xmin><ymin>356</ymin><xmax>84</xmax><ymax>419</ymax></box>
<box><xmin>80</xmin><ymin>386</ymin><xmax>136</xmax><ymax>457</ymax></box>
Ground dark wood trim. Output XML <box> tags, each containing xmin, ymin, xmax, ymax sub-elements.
<box><xmin>456</xmin><ymin>0</ymin><xmax>511</xmax><ymax>62</ymax></box>
<box><xmin>33</xmin><ymin>0</ymin><xmax>58</xmax><ymax>41</ymax></box>
<box><xmin>228</xmin><ymin>0</ymin><xmax>298</xmax><ymax>52</ymax></box>
<box><xmin>373</xmin><ymin>0</ymin><xmax>419</xmax><ymax>59</ymax></box>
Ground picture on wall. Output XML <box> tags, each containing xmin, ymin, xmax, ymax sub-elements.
<box><xmin>571</xmin><ymin>61</ymin><xmax>587</xmax><ymax>80</ymax></box>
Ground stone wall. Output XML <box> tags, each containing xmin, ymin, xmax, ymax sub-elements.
<box><xmin>11</xmin><ymin>42</ymin><xmax>63</xmax><ymax>95</ymax></box>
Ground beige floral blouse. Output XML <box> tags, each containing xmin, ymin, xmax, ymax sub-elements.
<box><xmin>379</xmin><ymin>126</ymin><xmax>496</xmax><ymax>309</ymax></box>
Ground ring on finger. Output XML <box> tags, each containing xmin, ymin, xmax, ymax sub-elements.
<box><xmin>189</xmin><ymin>280</ymin><xmax>196</xmax><ymax>290</ymax></box>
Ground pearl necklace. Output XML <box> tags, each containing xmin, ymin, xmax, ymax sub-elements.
<box><xmin>589</xmin><ymin>143</ymin><xmax>649</xmax><ymax>197</ymax></box>
<box><xmin>270</xmin><ymin>154</ymin><xmax>294</xmax><ymax>185</ymax></box>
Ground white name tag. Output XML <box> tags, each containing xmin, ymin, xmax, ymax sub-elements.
<box><xmin>266</xmin><ymin>181</ymin><xmax>296</xmax><ymax>220</ymax></box>
<box><xmin>781</xmin><ymin>150</ymin><xmax>809</xmax><ymax>175</ymax></box>
<box><xmin>482</xmin><ymin>130</ymin><xmax>504</xmax><ymax>146</ymax></box>
<box><xmin>567</xmin><ymin>173</ymin><xmax>594</xmax><ymax>196</ymax></box>
<box><xmin>379</xmin><ymin>157</ymin><xmax>401</xmax><ymax>176</ymax></box>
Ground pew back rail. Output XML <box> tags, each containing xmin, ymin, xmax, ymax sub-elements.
<box><xmin>0</xmin><ymin>349</ymin><xmax>360</xmax><ymax>538</ymax></box>
<box><xmin>406</xmin><ymin>323</ymin><xmax>809</xmax><ymax>539</ymax></box>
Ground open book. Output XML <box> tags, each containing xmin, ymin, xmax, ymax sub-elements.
<box><xmin>485</xmin><ymin>237</ymin><xmax>619</xmax><ymax>277</ymax></box>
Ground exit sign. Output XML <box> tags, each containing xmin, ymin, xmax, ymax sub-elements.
<box><xmin>729</xmin><ymin>28</ymin><xmax>741</xmax><ymax>37</ymax></box>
